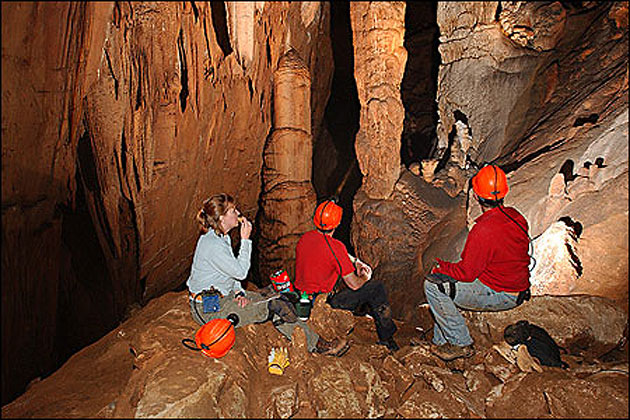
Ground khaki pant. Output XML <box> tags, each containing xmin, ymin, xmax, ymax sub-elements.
<box><xmin>189</xmin><ymin>290</ymin><xmax>320</xmax><ymax>352</ymax></box>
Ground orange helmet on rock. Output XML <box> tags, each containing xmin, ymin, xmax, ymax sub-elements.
<box><xmin>472</xmin><ymin>165</ymin><xmax>509</xmax><ymax>201</ymax></box>
<box><xmin>195</xmin><ymin>317</ymin><xmax>236</xmax><ymax>358</ymax></box>
<box><xmin>313</xmin><ymin>200</ymin><xmax>343</xmax><ymax>231</ymax></box>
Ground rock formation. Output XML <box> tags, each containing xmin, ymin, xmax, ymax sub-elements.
<box><xmin>259</xmin><ymin>49</ymin><xmax>317</xmax><ymax>280</ymax></box>
<box><xmin>350</xmin><ymin>2</ymin><xmax>407</xmax><ymax>200</ymax></box>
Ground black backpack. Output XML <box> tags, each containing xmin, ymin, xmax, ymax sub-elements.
<box><xmin>504</xmin><ymin>320</ymin><xmax>569</xmax><ymax>369</ymax></box>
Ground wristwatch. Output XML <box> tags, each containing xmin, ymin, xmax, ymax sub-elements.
<box><xmin>235</xmin><ymin>291</ymin><xmax>246</xmax><ymax>298</ymax></box>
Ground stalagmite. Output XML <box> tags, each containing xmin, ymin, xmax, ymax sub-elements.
<box><xmin>259</xmin><ymin>49</ymin><xmax>317</xmax><ymax>280</ymax></box>
<box><xmin>350</xmin><ymin>2</ymin><xmax>407</xmax><ymax>199</ymax></box>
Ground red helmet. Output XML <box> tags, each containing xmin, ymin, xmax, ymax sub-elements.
<box><xmin>194</xmin><ymin>318</ymin><xmax>235</xmax><ymax>358</ymax></box>
<box><xmin>472</xmin><ymin>165</ymin><xmax>509</xmax><ymax>201</ymax></box>
<box><xmin>313</xmin><ymin>200</ymin><xmax>342</xmax><ymax>231</ymax></box>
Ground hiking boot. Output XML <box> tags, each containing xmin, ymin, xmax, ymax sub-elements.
<box><xmin>377</xmin><ymin>337</ymin><xmax>400</xmax><ymax>352</ymax></box>
<box><xmin>431</xmin><ymin>343</ymin><xmax>474</xmax><ymax>361</ymax></box>
<box><xmin>315</xmin><ymin>337</ymin><xmax>350</xmax><ymax>357</ymax></box>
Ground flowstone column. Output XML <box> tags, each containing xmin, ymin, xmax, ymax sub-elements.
<box><xmin>350</xmin><ymin>2</ymin><xmax>407</xmax><ymax>199</ymax></box>
<box><xmin>259</xmin><ymin>49</ymin><xmax>317</xmax><ymax>280</ymax></box>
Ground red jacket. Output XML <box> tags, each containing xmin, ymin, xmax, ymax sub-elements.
<box><xmin>434</xmin><ymin>206</ymin><xmax>531</xmax><ymax>293</ymax></box>
<box><xmin>294</xmin><ymin>230</ymin><xmax>355</xmax><ymax>294</ymax></box>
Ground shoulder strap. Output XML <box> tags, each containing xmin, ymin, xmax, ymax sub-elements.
<box><xmin>322</xmin><ymin>233</ymin><xmax>345</xmax><ymax>294</ymax></box>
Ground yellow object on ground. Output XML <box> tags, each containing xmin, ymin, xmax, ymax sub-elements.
<box><xmin>268</xmin><ymin>347</ymin><xmax>290</xmax><ymax>375</ymax></box>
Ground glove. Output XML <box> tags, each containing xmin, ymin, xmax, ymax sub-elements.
<box><xmin>268</xmin><ymin>347</ymin><xmax>290</xmax><ymax>375</ymax></box>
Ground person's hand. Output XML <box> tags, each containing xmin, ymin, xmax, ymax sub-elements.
<box><xmin>355</xmin><ymin>259</ymin><xmax>372</xmax><ymax>280</ymax></box>
<box><xmin>239</xmin><ymin>216</ymin><xmax>252</xmax><ymax>239</ymax></box>
<box><xmin>234</xmin><ymin>295</ymin><xmax>250</xmax><ymax>308</ymax></box>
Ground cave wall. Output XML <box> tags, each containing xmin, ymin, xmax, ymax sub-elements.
<box><xmin>351</xmin><ymin>1</ymin><xmax>628</xmax><ymax>320</ymax></box>
<box><xmin>1</xmin><ymin>1</ymin><xmax>333</xmax><ymax>404</ymax></box>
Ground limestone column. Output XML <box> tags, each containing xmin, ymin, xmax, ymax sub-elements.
<box><xmin>350</xmin><ymin>2</ymin><xmax>407</xmax><ymax>199</ymax></box>
<box><xmin>259</xmin><ymin>49</ymin><xmax>317</xmax><ymax>280</ymax></box>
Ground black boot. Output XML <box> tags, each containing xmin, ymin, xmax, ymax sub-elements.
<box><xmin>377</xmin><ymin>337</ymin><xmax>400</xmax><ymax>352</ymax></box>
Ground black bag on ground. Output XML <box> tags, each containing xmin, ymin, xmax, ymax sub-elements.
<box><xmin>504</xmin><ymin>320</ymin><xmax>569</xmax><ymax>368</ymax></box>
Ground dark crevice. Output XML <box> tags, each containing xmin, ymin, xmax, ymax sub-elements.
<box><xmin>495</xmin><ymin>1</ymin><xmax>503</xmax><ymax>21</ymax></box>
<box><xmin>453</xmin><ymin>109</ymin><xmax>469</xmax><ymax>125</ymax></box>
<box><xmin>559</xmin><ymin>216</ymin><xmax>583</xmax><ymax>238</ymax></box>
<box><xmin>202</xmin><ymin>17</ymin><xmax>212</xmax><ymax>61</ymax></box>
<box><xmin>210</xmin><ymin>1</ymin><xmax>232</xmax><ymax>57</ymax></box>
<box><xmin>434</xmin><ymin>122</ymin><xmax>455</xmax><ymax>173</ymax></box>
<box><xmin>400</xmin><ymin>1</ymin><xmax>440</xmax><ymax>166</ymax></box>
<box><xmin>120</xmin><ymin>128</ymin><xmax>128</xmax><ymax>177</ymax></box>
<box><xmin>559</xmin><ymin>159</ymin><xmax>576</xmax><ymax>183</ymax></box>
<box><xmin>134</xmin><ymin>53</ymin><xmax>143</xmax><ymax>111</ymax></box>
<box><xmin>248</xmin><ymin>78</ymin><xmax>254</xmax><ymax>100</ymax></box>
<box><xmin>266</xmin><ymin>39</ymin><xmax>272</xmax><ymax>67</ymax></box>
<box><xmin>77</xmin><ymin>128</ymin><xmax>100</xmax><ymax>194</ymax></box>
<box><xmin>594</xmin><ymin>157</ymin><xmax>606</xmax><ymax>168</ymax></box>
<box><xmin>177</xmin><ymin>28</ymin><xmax>189</xmax><ymax>113</ymax></box>
<box><xmin>55</xmin><ymin>158</ymin><xmax>116</xmax><ymax>405</ymax></box>
<box><xmin>558</xmin><ymin>216</ymin><xmax>583</xmax><ymax>277</ymax></box>
<box><xmin>104</xmin><ymin>48</ymin><xmax>119</xmax><ymax>100</ymax></box>
<box><xmin>501</xmin><ymin>138</ymin><xmax>566</xmax><ymax>174</ymax></box>
<box><xmin>190</xmin><ymin>1</ymin><xmax>199</xmax><ymax>22</ymax></box>
<box><xmin>132</xmin><ymin>158</ymin><xmax>142</xmax><ymax>192</ymax></box>
<box><xmin>573</xmin><ymin>113</ymin><xmax>599</xmax><ymax>127</ymax></box>
<box><xmin>317</xmin><ymin>0</ymin><xmax>361</xmax><ymax>253</ymax></box>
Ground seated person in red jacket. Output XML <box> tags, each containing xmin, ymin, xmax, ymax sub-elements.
<box><xmin>424</xmin><ymin>165</ymin><xmax>532</xmax><ymax>361</ymax></box>
<box><xmin>294</xmin><ymin>199</ymin><xmax>399</xmax><ymax>351</ymax></box>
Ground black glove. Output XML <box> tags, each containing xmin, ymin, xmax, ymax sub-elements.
<box><xmin>424</xmin><ymin>273</ymin><xmax>458</xmax><ymax>284</ymax></box>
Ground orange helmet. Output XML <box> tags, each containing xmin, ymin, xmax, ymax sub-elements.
<box><xmin>194</xmin><ymin>317</ymin><xmax>236</xmax><ymax>358</ymax></box>
<box><xmin>472</xmin><ymin>165</ymin><xmax>509</xmax><ymax>201</ymax></box>
<box><xmin>313</xmin><ymin>200</ymin><xmax>343</xmax><ymax>231</ymax></box>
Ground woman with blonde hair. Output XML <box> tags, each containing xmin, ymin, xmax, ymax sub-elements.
<box><xmin>186</xmin><ymin>193</ymin><xmax>349</xmax><ymax>357</ymax></box>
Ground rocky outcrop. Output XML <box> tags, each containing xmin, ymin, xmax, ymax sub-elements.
<box><xmin>2</xmin><ymin>291</ymin><xmax>627</xmax><ymax>418</ymax></box>
<box><xmin>352</xmin><ymin>169</ymin><xmax>465</xmax><ymax>321</ymax></box>
<box><xmin>350</xmin><ymin>2</ymin><xmax>407</xmax><ymax>200</ymax></box>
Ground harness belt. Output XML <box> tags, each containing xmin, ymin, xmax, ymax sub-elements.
<box><xmin>516</xmin><ymin>288</ymin><xmax>531</xmax><ymax>306</ymax></box>
<box><xmin>437</xmin><ymin>282</ymin><xmax>456</xmax><ymax>300</ymax></box>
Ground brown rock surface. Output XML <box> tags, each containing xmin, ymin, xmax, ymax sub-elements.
<box><xmin>352</xmin><ymin>169</ymin><xmax>465</xmax><ymax>321</ymax></box>
<box><xmin>350</xmin><ymin>2</ymin><xmax>407</xmax><ymax>199</ymax></box>
<box><xmin>2</xmin><ymin>291</ymin><xmax>626</xmax><ymax>418</ymax></box>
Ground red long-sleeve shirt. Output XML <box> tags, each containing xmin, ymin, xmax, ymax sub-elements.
<box><xmin>434</xmin><ymin>206</ymin><xmax>531</xmax><ymax>293</ymax></box>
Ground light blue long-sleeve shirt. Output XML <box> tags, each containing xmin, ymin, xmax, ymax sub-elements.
<box><xmin>186</xmin><ymin>229</ymin><xmax>252</xmax><ymax>296</ymax></box>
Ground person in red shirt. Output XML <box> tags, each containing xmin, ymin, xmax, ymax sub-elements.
<box><xmin>424</xmin><ymin>165</ymin><xmax>532</xmax><ymax>361</ymax></box>
<box><xmin>294</xmin><ymin>199</ymin><xmax>399</xmax><ymax>351</ymax></box>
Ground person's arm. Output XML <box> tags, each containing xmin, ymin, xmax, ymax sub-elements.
<box><xmin>206</xmin><ymin>238</ymin><xmax>252</xmax><ymax>281</ymax></box>
<box><xmin>433</xmin><ymin>224</ymin><xmax>490</xmax><ymax>282</ymax></box>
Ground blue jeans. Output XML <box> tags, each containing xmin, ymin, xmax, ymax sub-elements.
<box><xmin>424</xmin><ymin>277</ymin><xmax>518</xmax><ymax>347</ymax></box>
